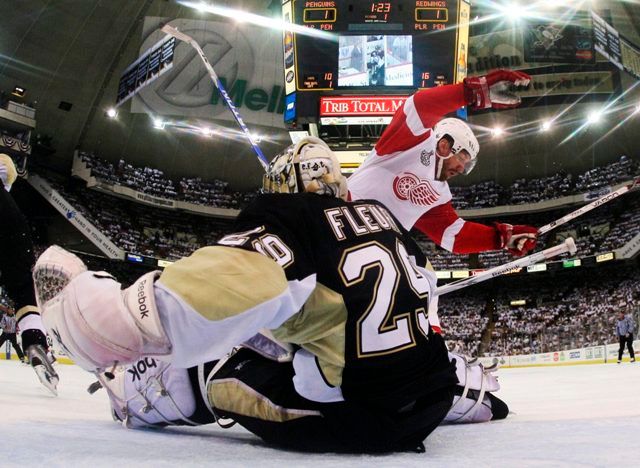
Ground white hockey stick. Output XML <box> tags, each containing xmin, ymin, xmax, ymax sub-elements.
<box><xmin>161</xmin><ymin>25</ymin><xmax>269</xmax><ymax>171</ymax></box>
<box><xmin>538</xmin><ymin>176</ymin><xmax>640</xmax><ymax>236</ymax></box>
<box><xmin>435</xmin><ymin>237</ymin><xmax>577</xmax><ymax>296</ymax></box>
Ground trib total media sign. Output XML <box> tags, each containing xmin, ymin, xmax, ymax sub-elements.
<box><xmin>320</xmin><ymin>96</ymin><xmax>409</xmax><ymax>116</ymax></box>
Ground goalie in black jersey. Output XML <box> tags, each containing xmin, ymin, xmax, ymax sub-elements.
<box><xmin>34</xmin><ymin>138</ymin><xmax>506</xmax><ymax>452</ymax></box>
<box><xmin>89</xmin><ymin>343</ymin><xmax>506</xmax><ymax>453</ymax></box>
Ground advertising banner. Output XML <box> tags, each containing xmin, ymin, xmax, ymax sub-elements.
<box><xmin>616</xmin><ymin>233</ymin><xmax>640</xmax><ymax>259</ymax></box>
<box><xmin>319</xmin><ymin>95</ymin><xmax>408</xmax><ymax>116</ymax></box>
<box><xmin>131</xmin><ymin>17</ymin><xmax>286</xmax><ymax>130</ymax></box>
<box><xmin>28</xmin><ymin>176</ymin><xmax>124</xmax><ymax>259</ymax></box>
<box><xmin>592</xmin><ymin>11</ymin><xmax>623</xmax><ymax>69</ymax></box>
<box><xmin>117</xmin><ymin>35</ymin><xmax>176</xmax><ymax>107</ymax></box>
<box><xmin>523</xmin><ymin>17</ymin><xmax>595</xmax><ymax>64</ymax></box>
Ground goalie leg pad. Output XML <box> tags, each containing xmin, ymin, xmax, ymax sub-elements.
<box><xmin>444</xmin><ymin>353</ymin><xmax>505</xmax><ymax>423</ymax></box>
<box><xmin>450</xmin><ymin>352</ymin><xmax>500</xmax><ymax>392</ymax></box>
<box><xmin>97</xmin><ymin>357</ymin><xmax>200</xmax><ymax>429</ymax></box>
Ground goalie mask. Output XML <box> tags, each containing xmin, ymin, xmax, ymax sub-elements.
<box><xmin>263</xmin><ymin>137</ymin><xmax>348</xmax><ymax>200</ymax></box>
<box><xmin>433</xmin><ymin>118</ymin><xmax>479</xmax><ymax>179</ymax></box>
<box><xmin>0</xmin><ymin>153</ymin><xmax>17</xmax><ymax>191</ymax></box>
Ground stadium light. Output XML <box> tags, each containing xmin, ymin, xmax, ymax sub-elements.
<box><xmin>586</xmin><ymin>110</ymin><xmax>602</xmax><ymax>125</ymax></box>
<box><xmin>540</xmin><ymin>0</ymin><xmax>559</xmax><ymax>8</ymax></box>
<box><xmin>501</xmin><ymin>2</ymin><xmax>526</xmax><ymax>22</ymax></box>
<box><xmin>153</xmin><ymin>117</ymin><xmax>166</xmax><ymax>129</ymax></box>
<box><xmin>11</xmin><ymin>86</ymin><xmax>26</xmax><ymax>98</ymax></box>
<box><xmin>196</xmin><ymin>1</ymin><xmax>209</xmax><ymax>12</ymax></box>
<box><xmin>106</xmin><ymin>107</ymin><xmax>118</xmax><ymax>119</ymax></box>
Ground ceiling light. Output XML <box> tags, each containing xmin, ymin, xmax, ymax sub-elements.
<box><xmin>153</xmin><ymin>117</ymin><xmax>166</xmax><ymax>129</ymax></box>
<box><xmin>106</xmin><ymin>108</ymin><xmax>118</xmax><ymax>119</ymax></box>
<box><xmin>201</xmin><ymin>127</ymin><xmax>213</xmax><ymax>137</ymax></box>
<box><xmin>491</xmin><ymin>127</ymin><xmax>504</xmax><ymax>138</ymax></box>
<box><xmin>586</xmin><ymin>110</ymin><xmax>602</xmax><ymax>124</ymax></box>
<box><xmin>501</xmin><ymin>2</ymin><xmax>525</xmax><ymax>21</ymax></box>
<box><xmin>540</xmin><ymin>120</ymin><xmax>552</xmax><ymax>132</ymax></box>
<box><xmin>12</xmin><ymin>86</ymin><xmax>26</xmax><ymax>98</ymax></box>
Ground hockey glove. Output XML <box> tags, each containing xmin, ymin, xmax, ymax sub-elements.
<box><xmin>495</xmin><ymin>222</ymin><xmax>538</xmax><ymax>257</ymax></box>
<box><xmin>464</xmin><ymin>69</ymin><xmax>531</xmax><ymax>110</ymax></box>
<box><xmin>34</xmin><ymin>246</ymin><xmax>170</xmax><ymax>372</ymax></box>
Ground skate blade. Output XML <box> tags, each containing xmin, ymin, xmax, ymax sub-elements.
<box><xmin>33</xmin><ymin>364</ymin><xmax>59</xmax><ymax>396</ymax></box>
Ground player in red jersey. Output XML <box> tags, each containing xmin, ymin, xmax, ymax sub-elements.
<box><xmin>348</xmin><ymin>69</ymin><xmax>538</xmax><ymax>257</ymax></box>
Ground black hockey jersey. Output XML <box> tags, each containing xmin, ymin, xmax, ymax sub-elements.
<box><xmin>227</xmin><ymin>193</ymin><xmax>456</xmax><ymax>410</ymax></box>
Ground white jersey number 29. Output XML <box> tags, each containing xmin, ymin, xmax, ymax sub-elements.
<box><xmin>339</xmin><ymin>240</ymin><xmax>432</xmax><ymax>357</ymax></box>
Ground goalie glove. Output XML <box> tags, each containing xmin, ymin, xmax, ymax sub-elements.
<box><xmin>34</xmin><ymin>246</ymin><xmax>170</xmax><ymax>372</ymax></box>
<box><xmin>464</xmin><ymin>69</ymin><xmax>531</xmax><ymax>110</ymax></box>
<box><xmin>495</xmin><ymin>222</ymin><xmax>538</xmax><ymax>257</ymax></box>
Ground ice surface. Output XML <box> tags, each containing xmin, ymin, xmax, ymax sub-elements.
<box><xmin>2</xmin><ymin>360</ymin><xmax>639</xmax><ymax>467</ymax></box>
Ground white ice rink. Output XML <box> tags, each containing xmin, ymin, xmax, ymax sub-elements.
<box><xmin>2</xmin><ymin>359</ymin><xmax>639</xmax><ymax>467</ymax></box>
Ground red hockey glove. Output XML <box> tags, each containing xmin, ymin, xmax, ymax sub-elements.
<box><xmin>495</xmin><ymin>222</ymin><xmax>538</xmax><ymax>257</ymax></box>
<box><xmin>464</xmin><ymin>69</ymin><xmax>531</xmax><ymax>110</ymax></box>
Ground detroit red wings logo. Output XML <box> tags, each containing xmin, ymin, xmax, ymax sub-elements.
<box><xmin>392</xmin><ymin>173</ymin><xmax>440</xmax><ymax>206</ymax></box>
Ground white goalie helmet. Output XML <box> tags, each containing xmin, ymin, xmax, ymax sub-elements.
<box><xmin>433</xmin><ymin>118</ymin><xmax>479</xmax><ymax>176</ymax></box>
<box><xmin>263</xmin><ymin>136</ymin><xmax>348</xmax><ymax>200</ymax></box>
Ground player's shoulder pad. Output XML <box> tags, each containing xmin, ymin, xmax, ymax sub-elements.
<box><xmin>237</xmin><ymin>192</ymin><xmax>342</xmax><ymax>226</ymax></box>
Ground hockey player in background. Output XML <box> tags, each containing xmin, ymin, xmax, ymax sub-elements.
<box><xmin>0</xmin><ymin>154</ymin><xmax>58</xmax><ymax>394</ymax></box>
<box><xmin>0</xmin><ymin>306</ymin><xmax>26</xmax><ymax>362</ymax></box>
<box><xmin>34</xmin><ymin>138</ymin><xmax>504</xmax><ymax>452</ymax></box>
<box><xmin>348</xmin><ymin>69</ymin><xmax>539</xmax><ymax>258</ymax></box>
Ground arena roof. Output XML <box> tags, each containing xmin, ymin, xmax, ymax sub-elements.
<box><xmin>0</xmin><ymin>0</ymin><xmax>639</xmax><ymax>190</ymax></box>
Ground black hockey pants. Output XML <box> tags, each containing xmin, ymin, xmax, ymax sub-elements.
<box><xmin>618</xmin><ymin>335</ymin><xmax>635</xmax><ymax>361</ymax></box>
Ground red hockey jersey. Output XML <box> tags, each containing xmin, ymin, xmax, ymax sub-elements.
<box><xmin>347</xmin><ymin>83</ymin><xmax>501</xmax><ymax>254</ymax></box>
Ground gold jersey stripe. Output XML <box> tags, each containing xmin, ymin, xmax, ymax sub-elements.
<box><xmin>16</xmin><ymin>305</ymin><xmax>38</xmax><ymax>321</ymax></box>
<box><xmin>273</xmin><ymin>282</ymin><xmax>347</xmax><ymax>387</ymax></box>
<box><xmin>209</xmin><ymin>378</ymin><xmax>321</xmax><ymax>422</ymax></box>
<box><xmin>159</xmin><ymin>246</ymin><xmax>288</xmax><ymax>321</ymax></box>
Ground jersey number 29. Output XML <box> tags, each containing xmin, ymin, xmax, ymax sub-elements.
<box><xmin>339</xmin><ymin>240</ymin><xmax>432</xmax><ymax>358</ymax></box>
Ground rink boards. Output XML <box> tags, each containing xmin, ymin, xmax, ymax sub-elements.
<box><xmin>4</xmin><ymin>340</ymin><xmax>638</xmax><ymax>369</ymax></box>
<box><xmin>480</xmin><ymin>339</ymin><xmax>640</xmax><ymax>368</ymax></box>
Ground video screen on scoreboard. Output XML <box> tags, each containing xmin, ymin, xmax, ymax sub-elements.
<box><xmin>338</xmin><ymin>35</ymin><xmax>413</xmax><ymax>87</ymax></box>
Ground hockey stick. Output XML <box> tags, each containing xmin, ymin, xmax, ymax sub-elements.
<box><xmin>435</xmin><ymin>237</ymin><xmax>577</xmax><ymax>296</ymax></box>
<box><xmin>538</xmin><ymin>176</ymin><xmax>640</xmax><ymax>236</ymax></box>
<box><xmin>160</xmin><ymin>25</ymin><xmax>270</xmax><ymax>171</ymax></box>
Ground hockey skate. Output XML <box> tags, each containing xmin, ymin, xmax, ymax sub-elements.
<box><xmin>27</xmin><ymin>344</ymin><xmax>59</xmax><ymax>396</ymax></box>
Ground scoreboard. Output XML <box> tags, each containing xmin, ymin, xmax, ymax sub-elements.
<box><xmin>282</xmin><ymin>0</ymin><xmax>470</xmax><ymax>126</ymax></box>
